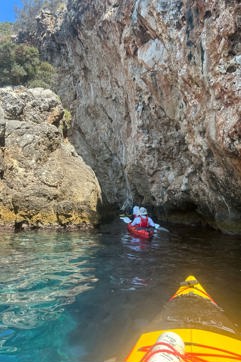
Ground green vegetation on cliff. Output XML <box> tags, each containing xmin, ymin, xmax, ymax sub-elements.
<box><xmin>0</xmin><ymin>1</ymin><xmax>65</xmax><ymax>89</ymax></box>
<box><xmin>0</xmin><ymin>22</ymin><xmax>14</xmax><ymax>40</ymax></box>
<box><xmin>0</xmin><ymin>40</ymin><xmax>56</xmax><ymax>88</ymax></box>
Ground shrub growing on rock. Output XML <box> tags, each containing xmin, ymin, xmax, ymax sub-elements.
<box><xmin>0</xmin><ymin>22</ymin><xmax>14</xmax><ymax>41</ymax></box>
<box><xmin>0</xmin><ymin>40</ymin><xmax>56</xmax><ymax>88</ymax></box>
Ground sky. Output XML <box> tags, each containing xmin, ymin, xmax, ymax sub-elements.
<box><xmin>0</xmin><ymin>0</ymin><xmax>22</xmax><ymax>22</ymax></box>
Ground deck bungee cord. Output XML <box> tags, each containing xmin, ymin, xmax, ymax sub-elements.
<box><xmin>140</xmin><ymin>341</ymin><xmax>187</xmax><ymax>361</ymax></box>
<box><xmin>169</xmin><ymin>285</ymin><xmax>217</xmax><ymax>305</ymax></box>
<box><xmin>139</xmin><ymin>341</ymin><xmax>241</xmax><ymax>362</ymax></box>
<box><xmin>125</xmin><ymin>276</ymin><xmax>241</xmax><ymax>362</ymax></box>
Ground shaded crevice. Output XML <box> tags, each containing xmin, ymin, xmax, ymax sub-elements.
<box><xmin>204</xmin><ymin>10</ymin><xmax>212</xmax><ymax>20</ymax></box>
<box><xmin>14</xmin><ymin>220</ymin><xmax>29</xmax><ymax>232</ymax></box>
<box><xmin>186</xmin><ymin>7</ymin><xmax>194</xmax><ymax>39</ymax></box>
<box><xmin>200</xmin><ymin>41</ymin><xmax>205</xmax><ymax>74</ymax></box>
<box><xmin>228</xmin><ymin>30</ymin><xmax>241</xmax><ymax>56</ymax></box>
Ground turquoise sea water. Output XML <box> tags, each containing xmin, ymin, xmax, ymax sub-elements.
<box><xmin>0</xmin><ymin>220</ymin><xmax>241</xmax><ymax>362</ymax></box>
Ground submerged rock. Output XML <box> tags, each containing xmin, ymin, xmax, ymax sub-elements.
<box><xmin>0</xmin><ymin>87</ymin><xmax>102</xmax><ymax>231</ymax></box>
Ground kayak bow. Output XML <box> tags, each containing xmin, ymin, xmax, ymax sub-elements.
<box><xmin>126</xmin><ymin>275</ymin><xmax>241</xmax><ymax>362</ymax></box>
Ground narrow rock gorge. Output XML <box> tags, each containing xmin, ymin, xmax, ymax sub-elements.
<box><xmin>17</xmin><ymin>0</ymin><xmax>241</xmax><ymax>233</ymax></box>
<box><xmin>0</xmin><ymin>87</ymin><xmax>101</xmax><ymax>230</ymax></box>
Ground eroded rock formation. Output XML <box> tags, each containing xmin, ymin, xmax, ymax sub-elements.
<box><xmin>0</xmin><ymin>87</ymin><xmax>102</xmax><ymax>230</ymax></box>
<box><xmin>19</xmin><ymin>0</ymin><xmax>241</xmax><ymax>233</ymax></box>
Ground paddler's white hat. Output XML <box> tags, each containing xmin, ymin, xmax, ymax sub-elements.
<box><xmin>139</xmin><ymin>207</ymin><xmax>148</xmax><ymax>215</ymax></box>
<box><xmin>133</xmin><ymin>206</ymin><xmax>140</xmax><ymax>216</ymax></box>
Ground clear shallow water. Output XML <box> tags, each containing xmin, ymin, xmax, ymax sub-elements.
<box><xmin>0</xmin><ymin>220</ymin><xmax>240</xmax><ymax>362</ymax></box>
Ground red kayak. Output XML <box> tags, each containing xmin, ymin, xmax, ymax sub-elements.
<box><xmin>127</xmin><ymin>223</ymin><xmax>154</xmax><ymax>239</ymax></box>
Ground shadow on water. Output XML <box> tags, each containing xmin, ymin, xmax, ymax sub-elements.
<box><xmin>0</xmin><ymin>219</ymin><xmax>240</xmax><ymax>362</ymax></box>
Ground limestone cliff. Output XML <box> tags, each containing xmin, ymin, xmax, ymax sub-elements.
<box><xmin>0</xmin><ymin>87</ymin><xmax>102</xmax><ymax>230</ymax></box>
<box><xmin>19</xmin><ymin>0</ymin><xmax>241</xmax><ymax>233</ymax></box>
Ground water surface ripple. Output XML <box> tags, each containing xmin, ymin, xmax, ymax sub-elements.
<box><xmin>0</xmin><ymin>220</ymin><xmax>240</xmax><ymax>362</ymax></box>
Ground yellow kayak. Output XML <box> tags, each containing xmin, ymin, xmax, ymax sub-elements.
<box><xmin>126</xmin><ymin>275</ymin><xmax>241</xmax><ymax>362</ymax></box>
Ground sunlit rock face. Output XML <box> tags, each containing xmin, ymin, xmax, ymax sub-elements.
<box><xmin>0</xmin><ymin>87</ymin><xmax>102</xmax><ymax>230</ymax></box>
<box><xmin>33</xmin><ymin>0</ymin><xmax>241</xmax><ymax>233</ymax></box>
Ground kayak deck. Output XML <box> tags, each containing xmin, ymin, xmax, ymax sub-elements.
<box><xmin>125</xmin><ymin>275</ymin><xmax>241</xmax><ymax>362</ymax></box>
<box><xmin>126</xmin><ymin>328</ymin><xmax>241</xmax><ymax>362</ymax></box>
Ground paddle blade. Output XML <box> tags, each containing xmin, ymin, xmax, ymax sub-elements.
<box><xmin>120</xmin><ymin>216</ymin><xmax>132</xmax><ymax>224</ymax></box>
<box><xmin>154</xmin><ymin>223</ymin><xmax>169</xmax><ymax>232</ymax></box>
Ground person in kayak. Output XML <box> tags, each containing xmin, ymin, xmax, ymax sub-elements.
<box><xmin>131</xmin><ymin>207</ymin><xmax>156</xmax><ymax>228</ymax></box>
<box><xmin>132</xmin><ymin>205</ymin><xmax>140</xmax><ymax>219</ymax></box>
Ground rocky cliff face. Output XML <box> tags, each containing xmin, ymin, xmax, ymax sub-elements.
<box><xmin>22</xmin><ymin>0</ymin><xmax>241</xmax><ymax>233</ymax></box>
<box><xmin>0</xmin><ymin>87</ymin><xmax>102</xmax><ymax>230</ymax></box>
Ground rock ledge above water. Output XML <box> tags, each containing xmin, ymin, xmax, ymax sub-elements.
<box><xmin>0</xmin><ymin>87</ymin><xmax>102</xmax><ymax>231</ymax></box>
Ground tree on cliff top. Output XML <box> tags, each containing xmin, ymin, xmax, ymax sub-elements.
<box><xmin>0</xmin><ymin>40</ymin><xmax>56</xmax><ymax>88</ymax></box>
